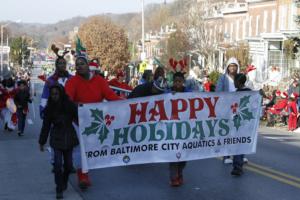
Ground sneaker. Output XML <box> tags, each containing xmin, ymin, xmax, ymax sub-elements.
<box><xmin>170</xmin><ymin>178</ymin><xmax>181</xmax><ymax>187</ymax></box>
<box><xmin>56</xmin><ymin>191</ymin><xmax>63</xmax><ymax>199</ymax></box>
<box><xmin>178</xmin><ymin>175</ymin><xmax>183</xmax><ymax>185</ymax></box>
<box><xmin>4</xmin><ymin>123</ymin><xmax>7</xmax><ymax>130</ymax></box>
<box><xmin>231</xmin><ymin>167</ymin><xmax>243</xmax><ymax>176</ymax></box>
<box><xmin>18</xmin><ymin>132</ymin><xmax>24</xmax><ymax>136</ymax></box>
<box><xmin>243</xmin><ymin>157</ymin><xmax>248</xmax><ymax>163</ymax></box>
<box><xmin>223</xmin><ymin>158</ymin><xmax>233</xmax><ymax>164</ymax></box>
<box><xmin>62</xmin><ymin>182</ymin><xmax>68</xmax><ymax>191</ymax></box>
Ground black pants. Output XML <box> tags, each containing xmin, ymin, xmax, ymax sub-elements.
<box><xmin>16</xmin><ymin>109</ymin><xmax>26</xmax><ymax>133</ymax></box>
<box><xmin>169</xmin><ymin>162</ymin><xmax>186</xmax><ymax>179</ymax></box>
<box><xmin>54</xmin><ymin>148</ymin><xmax>73</xmax><ymax>192</ymax></box>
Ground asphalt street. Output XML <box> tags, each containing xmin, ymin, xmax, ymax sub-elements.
<box><xmin>0</xmin><ymin>80</ymin><xmax>300</xmax><ymax>200</ymax></box>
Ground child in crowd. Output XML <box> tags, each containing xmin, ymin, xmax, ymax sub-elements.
<box><xmin>39</xmin><ymin>84</ymin><xmax>79</xmax><ymax>199</ymax></box>
<box><xmin>14</xmin><ymin>80</ymin><xmax>32</xmax><ymax>136</ymax></box>
<box><xmin>288</xmin><ymin>93</ymin><xmax>298</xmax><ymax>131</ymax></box>
<box><xmin>231</xmin><ymin>73</ymin><xmax>251</xmax><ymax>176</ymax></box>
<box><xmin>167</xmin><ymin>72</ymin><xmax>191</xmax><ymax>186</ymax></box>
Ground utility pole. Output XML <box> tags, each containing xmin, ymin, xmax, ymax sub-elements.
<box><xmin>141</xmin><ymin>0</ymin><xmax>145</xmax><ymax>60</ymax></box>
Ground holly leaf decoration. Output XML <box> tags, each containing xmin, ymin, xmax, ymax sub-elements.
<box><xmin>82</xmin><ymin>122</ymin><xmax>103</xmax><ymax>136</ymax></box>
<box><xmin>82</xmin><ymin>109</ymin><xmax>110</xmax><ymax>144</ymax></box>
<box><xmin>232</xmin><ymin>95</ymin><xmax>255</xmax><ymax>130</ymax></box>
<box><xmin>239</xmin><ymin>95</ymin><xmax>250</xmax><ymax>109</ymax></box>
<box><xmin>98</xmin><ymin>125</ymin><xmax>109</xmax><ymax>143</ymax></box>
<box><xmin>233</xmin><ymin>114</ymin><xmax>242</xmax><ymax>130</ymax></box>
<box><xmin>239</xmin><ymin>108</ymin><xmax>254</xmax><ymax>121</ymax></box>
<box><xmin>91</xmin><ymin>109</ymin><xmax>104</xmax><ymax>122</ymax></box>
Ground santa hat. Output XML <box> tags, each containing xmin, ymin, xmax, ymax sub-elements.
<box><xmin>275</xmin><ymin>90</ymin><xmax>281</xmax><ymax>96</ymax></box>
<box><xmin>291</xmin><ymin>92</ymin><xmax>299</xmax><ymax>99</ymax></box>
<box><xmin>281</xmin><ymin>92</ymin><xmax>288</xmax><ymax>99</ymax></box>
<box><xmin>89</xmin><ymin>61</ymin><xmax>100</xmax><ymax>71</ymax></box>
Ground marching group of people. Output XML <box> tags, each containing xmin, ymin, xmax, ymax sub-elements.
<box><xmin>0</xmin><ymin>73</ymin><xmax>32</xmax><ymax>136</ymax></box>
<box><xmin>33</xmin><ymin>42</ymin><xmax>257</xmax><ymax>199</ymax></box>
<box><xmin>264</xmin><ymin>78</ymin><xmax>300</xmax><ymax>132</ymax></box>
<box><xmin>0</xmin><ymin>42</ymin><xmax>282</xmax><ymax>199</ymax></box>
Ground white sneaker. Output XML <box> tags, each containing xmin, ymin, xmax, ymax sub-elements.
<box><xmin>243</xmin><ymin>157</ymin><xmax>248</xmax><ymax>163</ymax></box>
<box><xmin>223</xmin><ymin>158</ymin><xmax>233</xmax><ymax>164</ymax></box>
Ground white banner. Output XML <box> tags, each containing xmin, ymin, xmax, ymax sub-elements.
<box><xmin>78</xmin><ymin>91</ymin><xmax>261</xmax><ymax>171</ymax></box>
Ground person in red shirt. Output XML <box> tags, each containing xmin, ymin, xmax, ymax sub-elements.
<box><xmin>203</xmin><ymin>76</ymin><xmax>212</xmax><ymax>92</ymax></box>
<box><xmin>65</xmin><ymin>56</ymin><xmax>122</xmax><ymax>190</ymax></box>
<box><xmin>288</xmin><ymin>92</ymin><xmax>298</xmax><ymax>131</ymax></box>
<box><xmin>109</xmin><ymin>71</ymin><xmax>132</xmax><ymax>90</ymax></box>
<box><xmin>108</xmin><ymin>70</ymin><xmax>133</xmax><ymax>98</ymax></box>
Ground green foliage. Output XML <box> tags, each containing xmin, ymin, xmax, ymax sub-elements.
<box><xmin>283</xmin><ymin>39</ymin><xmax>296</xmax><ymax>59</ymax></box>
<box><xmin>209</xmin><ymin>71</ymin><xmax>221</xmax><ymax>85</ymax></box>
<box><xmin>9</xmin><ymin>37</ymin><xmax>30</xmax><ymax>66</ymax></box>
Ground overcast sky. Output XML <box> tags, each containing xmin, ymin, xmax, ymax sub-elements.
<box><xmin>0</xmin><ymin>0</ymin><xmax>172</xmax><ymax>24</ymax></box>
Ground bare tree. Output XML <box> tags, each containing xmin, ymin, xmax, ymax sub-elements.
<box><xmin>182</xmin><ymin>0</ymin><xmax>224</xmax><ymax>66</ymax></box>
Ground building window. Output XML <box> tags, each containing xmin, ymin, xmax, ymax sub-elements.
<box><xmin>256</xmin><ymin>15</ymin><xmax>260</xmax><ymax>36</ymax></box>
<box><xmin>236</xmin><ymin>20</ymin><xmax>239</xmax><ymax>41</ymax></box>
<box><xmin>263</xmin><ymin>11</ymin><xmax>268</xmax><ymax>33</ymax></box>
<box><xmin>272</xmin><ymin>10</ymin><xmax>276</xmax><ymax>32</ymax></box>
<box><xmin>249</xmin><ymin>16</ymin><xmax>252</xmax><ymax>37</ymax></box>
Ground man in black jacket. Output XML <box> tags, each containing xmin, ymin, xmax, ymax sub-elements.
<box><xmin>14</xmin><ymin>80</ymin><xmax>32</xmax><ymax>136</ymax></box>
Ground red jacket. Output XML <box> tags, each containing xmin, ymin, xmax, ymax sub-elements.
<box><xmin>269</xmin><ymin>98</ymin><xmax>288</xmax><ymax>115</ymax></box>
<box><xmin>65</xmin><ymin>74</ymin><xmax>122</xmax><ymax>103</ymax></box>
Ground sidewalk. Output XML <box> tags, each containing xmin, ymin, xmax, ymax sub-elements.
<box><xmin>0</xmin><ymin>98</ymin><xmax>83</xmax><ymax>200</ymax></box>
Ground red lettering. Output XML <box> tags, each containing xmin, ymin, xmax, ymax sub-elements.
<box><xmin>149</xmin><ymin>100</ymin><xmax>169</xmax><ymax>121</ymax></box>
<box><xmin>128</xmin><ymin>102</ymin><xmax>148</xmax><ymax>125</ymax></box>
<box><xmin>170</xmin><ymin>99</ymin><xmax>188</xmax><ymax>120</ymax></box>
<box><xmin>204</xmin><ymin>97</ymin><xmax>219</xmax><ymax>118</ymax></box>
<box><xmin>189</xmin><ymin>98</ymin><xmax>204</xmax><ymax>119</ymax></box>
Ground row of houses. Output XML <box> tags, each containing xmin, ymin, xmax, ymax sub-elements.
<box><xmin>142</xmin><ymin>0</ymin><xmax>300</xmax><ymax>87</ymax></box>
<box><xmin>199</xmin><ymin>0</ymin><xmax>300</xmax><ymax>86</ymax></box>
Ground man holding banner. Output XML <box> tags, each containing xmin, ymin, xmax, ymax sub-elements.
<box><xmin>65</xmin><ymin>55</ymin><xmax>122</xmax><ymax>190</ymax></box>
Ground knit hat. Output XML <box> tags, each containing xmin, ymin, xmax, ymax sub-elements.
<box><xmin>291</xmin><ymin>92</ymin><xmax>299</xmax><ymax>99</ymax></box>
<box><xmin>275</xmin><ymin>90</ymin><xmax>281</xmax><ymax>96</ymax></box>
<box><xmin>281</xmin><ymin>92</ymin><xmax>288</xmax><ymax>99</ymax></box>
<box><xmin>153</xmin><ymin>76</ymin><xmax>167</xmax><ymax>92</ymax></box>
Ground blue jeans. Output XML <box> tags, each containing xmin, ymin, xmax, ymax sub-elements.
<box><xmin>233</xmin><ymin>154</ymin><xmax>244</xmax><ymax>169</ymax></box>
<box><xmin>54</xmin><ymin>148</ymin><xmax>73</xmax><ymax>192</ymax></box>
<box><xmin>16</xmin><ymin>109</ymin><xmax>26</xmax><ymax>133</ymax></box>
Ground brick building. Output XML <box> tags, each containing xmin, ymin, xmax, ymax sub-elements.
<box><xmin>196</xmin><ymin>0</ymin><xmax>300</xmax><ymax>86</ymax></box>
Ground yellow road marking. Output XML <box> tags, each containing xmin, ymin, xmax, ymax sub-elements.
<box><xmin>217</xmin><ymin>157</ymin><xmax>300</xmax><ymax>189</ymax></box>
<box><xmin>248</xmin><ymin>162</ymin><xmax>300</xmax><ymax>183</ymax></box>
<box><xmin>245</xmin><ymin>165</ymin><xmax>300</xmax><ymax>189</ymax></box>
